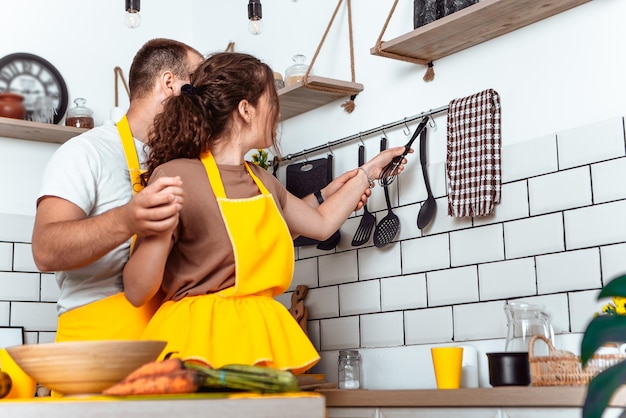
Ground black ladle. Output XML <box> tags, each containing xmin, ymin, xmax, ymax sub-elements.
<box><xmin>378</xmin><ymin>116</ymin><xmax>430</xmax><ymax>187</ymax></box>
<box><xmin>417</xmin><ymin>127</ymin><xmax>436</xmax><ymax>229</ymax></box>
<box><xmin>373</xmin><ymin>137</ymin><xmax>400</xmax><ymax>248</ymax></box>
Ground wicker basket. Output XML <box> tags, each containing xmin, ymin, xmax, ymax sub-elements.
<box><xmin>529</xmin><ymin>335</ymin><xmax>626</xmax><ymax>386</ymax></box>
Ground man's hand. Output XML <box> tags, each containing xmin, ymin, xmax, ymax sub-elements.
<box><xmin>124</xmin><ymin>176</ymin><xmax>184</xmax><ymax>238</ymax></box>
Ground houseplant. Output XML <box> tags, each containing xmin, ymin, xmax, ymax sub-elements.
<box><xmin>581</xmin><ymin>273</ymin><xmax>626</xmax><ymax>418</ymax></box>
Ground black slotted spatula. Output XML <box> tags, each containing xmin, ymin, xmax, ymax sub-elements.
<box><xmin>351</xmin><ymin>144</ymin><xmax>376</xmax><ymax>246</ymax></box>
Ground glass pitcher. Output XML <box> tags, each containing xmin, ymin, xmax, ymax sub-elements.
<box><xmin>504</xmin><ymin>301</ymin><xmax>555</xmax><ymax>355</ymax></box>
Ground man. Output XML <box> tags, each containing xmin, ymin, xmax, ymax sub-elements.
<box><xmin>32</xmin><ymin>38</ymin><xmax>204</xmax><ymax>342</ymax></box>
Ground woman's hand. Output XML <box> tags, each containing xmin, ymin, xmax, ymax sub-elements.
<box><xmin>360</xmin><ymin>146</ymin><xmax>413</xmax><ymax>183</ymax></box>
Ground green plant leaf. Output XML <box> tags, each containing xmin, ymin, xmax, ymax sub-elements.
<box><xmin>581</xmin><ymin>315</ymin><xmax>626</xmax><ymax>365</ymax></box>
<box><xmin>583</xmin><ymin>361</ymin><xmax>626</xmax><ymax>418</ymax></box>
<box><xmin>599</xmin><ymin>274</ymin><xmax>626</xmax><ymax>298</ymax></box>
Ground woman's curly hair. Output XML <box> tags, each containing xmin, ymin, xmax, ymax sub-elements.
<box><xmin>140</xmin><ymin>52</ymin><xmax>279</xmax><ymax>186</ymax></box>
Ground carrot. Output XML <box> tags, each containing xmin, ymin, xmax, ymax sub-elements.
<box><xmin>123</xmin><ymin>357</ymin><xmax>184</xmax><ymax>382</ymax></box>
<box><xmin>103</xmin><ymin>369</ymin><xmax>199</xmax><ymax>396</ymax></box>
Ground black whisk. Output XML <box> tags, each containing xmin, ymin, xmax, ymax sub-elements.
<box><xmin>378</xmin><ymin>116</ymin><xmax>430</xmax><ymax>187</ymax></box>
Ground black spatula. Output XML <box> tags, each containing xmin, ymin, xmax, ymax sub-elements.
<box><xmin>351</xmin><ymin>145</ymin><xmax>376</xmax><ymax>246</ymax></box>
<box><xmin>373</xmin><ymin>137</ymin><xmax>400</xmax><ymax>248</ymax></box>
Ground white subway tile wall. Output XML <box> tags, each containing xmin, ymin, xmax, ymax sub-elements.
<box><xmin>2</xmin><ymin>117</ymin><xmax>626</xmax><ymax>388</ymax></box>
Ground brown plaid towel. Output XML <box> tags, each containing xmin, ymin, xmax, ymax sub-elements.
<box><xmin>446</xmin><ymin>89</ymin><xmax>501</xmax><ymax>217</ymax></box>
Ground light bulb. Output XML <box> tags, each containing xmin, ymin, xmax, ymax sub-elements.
<box><xmin>124</xmin><ymin>10</ymin><xmax>141</xmax><ymax>28</ymax></box>
<box><xmin>247</xmin><ymin>0</ymin><xmax>263</xmax><ymax>35</ymax></box>
<box><xmin>124</xmin><ymin>0</ymin><xmax>141</xmax><ymax>29</ymax></box>
<box><xmin>248</xmin><ymin>18</ymin><xmax>263</xmax><ymax>35</ymax></box>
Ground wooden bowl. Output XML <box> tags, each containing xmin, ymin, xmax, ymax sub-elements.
<box><xmin>6</xmin><ymin>340</ymin><xmax>166</xmax><ymax>395</ymax></box>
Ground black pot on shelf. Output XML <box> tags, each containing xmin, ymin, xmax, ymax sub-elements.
<box><xmin>487</xmin><ymin>352</ymin><xmax>531</xmax><ymax>386</ymax></box>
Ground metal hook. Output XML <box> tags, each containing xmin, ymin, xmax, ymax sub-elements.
<box><xmin>326</xmin><ymin>143</ymin><xmax>334</xmax><ymax>156</ymax></box>
<box><xmin>402</xmin><ymin>118</ymin><xmax>411</xmax><ymax>136</ymax></box>
<box><xmin>428</xmin><ymin>115</ymin><xmax>437</xmax><ymax>129</ymax></box>
<box><xmin>381</xmin><ymin>125</ymin><xmax>388</xmax><ymax>139</ymax></box>
<box><xmin>358</xmin><ymin>133</ymin><xmax>365</xmax><ymax>147</ymax></box>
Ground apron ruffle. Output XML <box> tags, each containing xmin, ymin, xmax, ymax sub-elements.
<box><xmin>143</xmin><ymin>292</ymin><xmax>320</xmax><ymax>374</ymax></box>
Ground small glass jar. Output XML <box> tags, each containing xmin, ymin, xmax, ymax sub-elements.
<box><xmin>285</xmin><ymin>54</ymin><xmax>310</xmax><ymax>87</ymax></box>
<box><xmin>65</xmin><ymin>98</ymin><xmax>94</xmax><ymax>129</ymax></box>
<box><xmin>338</xmin><ymin>349</ymin><xmax>361</xmax><ymax>389</ymax></box>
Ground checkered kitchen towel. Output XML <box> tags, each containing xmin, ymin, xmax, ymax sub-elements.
<box><xmin>446</xmin><ymin>89</ymin><xmax>501</xmax><ymax>217</ymax></box>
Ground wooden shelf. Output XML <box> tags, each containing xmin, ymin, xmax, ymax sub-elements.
<box><xmin>0</xmin><ymin>117</ymin><xmax>86</xmax><ymax>144</ymax></box>
<box><xmin>278</xmin><ymin>75</ymin><xmax>363</xmax><ymax>121</ymax></box>
<box><xmin>370</xmin><ymin>0</ymin><xmax>592</xmax><ymax>63</ymax></box>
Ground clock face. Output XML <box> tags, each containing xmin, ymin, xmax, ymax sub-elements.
<box><xmin>0</xmin><ymin>53</ymin><xmax>69</xmax><ymax>124</ymax></box>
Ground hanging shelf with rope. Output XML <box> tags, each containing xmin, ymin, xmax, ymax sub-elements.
<box><xmin>278</xmin><ymin>0</ymin><xmax>363</xmax><ymax>121</ymax></box>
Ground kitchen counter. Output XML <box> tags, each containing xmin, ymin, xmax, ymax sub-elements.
<box><xmin>320</xmin><ymin>386</ymin><xmax>626</xmax><ymax>408</ymax></box>
<box><xmin>0</xmin><ymin>392</ymin><xmax>325</xmax><ymax>418</ymax></box>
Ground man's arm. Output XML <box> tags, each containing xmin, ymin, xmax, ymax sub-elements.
<box><xmin>32</xmin><ymin>176</ymin><xmax>184</xmax><ymax>272</ymax></box>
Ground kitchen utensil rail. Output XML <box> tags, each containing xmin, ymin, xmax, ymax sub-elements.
<box><xmin>282</xmin><ymin>104</ymin><xmax>448</xmax><ymax>162</ymax></box>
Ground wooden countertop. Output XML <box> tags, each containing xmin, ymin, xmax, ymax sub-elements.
<box><xmin>0</xmin><ymin>393</ymin><xmax>325</xmax><ymax>418</ymax></box>
<box><xmin>320</xmin><ymin>386</ymin><xmax>626</xmax><ymax>408</ymax></box>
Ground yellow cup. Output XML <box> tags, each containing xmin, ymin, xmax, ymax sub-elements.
<box><xmin>431</xmin><ymin>346</ymin><xmax>464</xmax><ymax>389</ymax></box>
<box><xmin>0</xmin><ymin>348</ymin><xmax>36</xmax><ymax>399</ymax></box>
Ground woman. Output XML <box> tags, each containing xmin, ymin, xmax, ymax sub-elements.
<box><xmin>123</xmin><ymin>52</ymin><xmax>410</xmax><ymax>374</ymax></box>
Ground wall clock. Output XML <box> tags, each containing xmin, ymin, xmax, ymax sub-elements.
<box><xmin>0</xmin><ymin>53</ymin><xmax>69</xmax><ymax>124</ymax></box>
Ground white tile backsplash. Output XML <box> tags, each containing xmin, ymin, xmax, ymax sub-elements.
<box><xmin>449</xmin><ymin>224</ymin><xmax>504</xmax><ymax>267</ymax></box>
<box><xmin>10</xmin><ymin>301</ymin><xmax>57</xmax><ymax>331</ymax></box>
<box><xmin>528</xmin><ymin>167</ymin><xmax>592</xmax><ymax>216</ymax></box>
<box><xmin>405</xmin><ymin>306</ymin><xmax>453</xmax><ymax>345</ymax></box>
<box><xmin>319</xmin><ymin>251</ymin><xmax>358</xmax><ymax>286</ymax></box>
<box><xmin>591</xmin><ymin>157</ymin><xmax>626</xmax><ymax>204</ymax></box>
<box><xmin>339</xmin><ymin>280</ymin><xmax>380</xmax><ymax>316</ymax></box>
<box><xmin>380</xmin><ymin>274</ymin><xmax>427</xmax><ymax>311</ymax></box>
<box><xmin>291</xmin><ymin>257</ymin><xmax>318</xmax><ymax>290</ymax></box>
<box><xmin>0</xmin><ymin>272</ymin><xmax>40</xmax><ymax>301</ymax></box>
<box><xmin>427</xmin><ymin>266</ymin><xmax>479</xmax><ymax>307</ymax></box>
<box><xmin>557</xmin><ymin>117</ymin><xmax>625</xmax><ymax>170</ymax></box>
<box><xmin>13</xmin><ymin>243</ymin><xmax>38</xmax><ymax>272</ymax></box>
<box><xmin>600</xmin><ymin>243</ymin><xmax>626</xmax><ymax>284</ymax></box>
<box><xmin>2</xmin><ymin>117</ymin><xmax>626</xmax><ymax>391</ymax></box>
<box><xmin>478</xmin><ymin>257</ymin><xmax>537</xmax><ymax>301</ymax></box>
<box><xmin>501</xmin><ymin>134</ymin><xmax>558</xmax><ymax>183</ymax></box>
<box><xmin>564</xmin><ymin>200</ymin><xmax>626</xmax><ymax>250</ymax></box>
<box><xmin>473</xmin><ymin>180</ymin><xmax>529</xmax><ymax>227</ymax></box>
<box><xmin>536</xmin><ymin>248</ymin><xmax>601</xmax><ymax>294</ymax></box>
<box><xmin>568</xmin><ymin>290</ymin><xmax>603</xmax><ymax>333</ymax></box>
<box><xmin>360</xmin><ymin>311</ymin><xmax>404</xmax><ymax>348</ymax></box>
<box><xmin>504</xmin><ymin>213</ymin><xmax>565</xmax><ymax>259</ymax></box>
<box><xmin>320</xmin><ymin>316</ymin><xmax>360</xmax><ymax>350</ymax></box>
<box><xmin>454</xmin><ymin>301</ymin><xmax>507</xmax><ymax>341</ymax></box>
<box><xmin>358</xmin><ymin>242</ymin><xmax>402</xmax><ymax>280</ymax></box>
<box><xmin>0</xmin><ymin>243</ymin><xmax>12</xmax><ymax>271</ymax></box>
<box><xmin>306</xmin><ymin>286</ymin><xmax>339</xmax><ymax>319</ymax></box>
<box><xmin>401</xmin><ymin>234</ymin><xmax>450</xmax><ymax>274</ymax></box>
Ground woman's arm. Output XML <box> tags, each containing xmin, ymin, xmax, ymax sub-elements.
<box><xmin>123</xmin><ymin>230</ymin><xmax>176</xmax><ymax>307</ymax></box>
<box><xmin>284</xmin><ymin>146</ymin><xmax>409</xmax><ymax>240</ymax></box>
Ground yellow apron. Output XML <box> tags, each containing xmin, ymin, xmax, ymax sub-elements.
<box><xmin>142</xmin><ymin>152</ymin><xmax>319</xmax><ymax>374</ymax></box>
<box><xmin>55</xmin><ymin>115</ymin><xmax>159</xmax><ymax>342</ymax></box>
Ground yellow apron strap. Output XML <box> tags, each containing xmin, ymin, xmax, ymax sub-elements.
<box><xmin>201</xmin><ymin>151</ymin><xmax>270</xmax><ymax>198</ymax></box>
<box><xmin>117</xmin><ymin>115</ymin><xmax>146</xmax><ymax>252</ymax></box>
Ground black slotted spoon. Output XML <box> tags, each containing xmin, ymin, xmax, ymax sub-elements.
<box><xmin>373</xmin><ymin>137</ymin><xmax>400</xmax><ymax>248</ymax></box>
<box><xmin>351</xmin><ymin>144</ymin><xmax>376</xmax><ymax>246</ymax></box>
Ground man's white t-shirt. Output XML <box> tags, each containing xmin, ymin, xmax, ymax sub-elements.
<box><xmin>37</xmin><ymin>124</ymin><xmax>148</xmax><ymax>315</ymax></box>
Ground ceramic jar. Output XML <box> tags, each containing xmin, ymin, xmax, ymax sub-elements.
<box><xmin>0</xmin><ymin>93</ymin><xmax>26</xmax><ymax>120</ymax></box>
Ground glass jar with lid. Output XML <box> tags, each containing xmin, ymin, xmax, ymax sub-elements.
<box><xmin>337</xmin><ymin>349</ymin><xmax>361</xmax><ymax>389</ymax></box>
<box><xmin>285</xmin><ymin>54</ymin><xmax>311</xmax><ymax>87</ymax></box>
<box><xmin>65</xmin><ymin>98</ymin><xmax>94</xmax><ymax>129</ymax></box>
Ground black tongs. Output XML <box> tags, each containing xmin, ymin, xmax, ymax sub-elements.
<box><xmin>378</xmin><ymin>116</ymin><xmax>430</xmax><ymax>187</ymax></box>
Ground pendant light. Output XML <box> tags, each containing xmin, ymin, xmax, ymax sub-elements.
<box><xmin>248</xmin><ymin>0</ymin><xmax>263</xmax><ymax>35</ymax></box>
<box><xmin>124</xmin><ymin>0</ymin><xmax>141</xmax><ymax>29</ymax></box>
